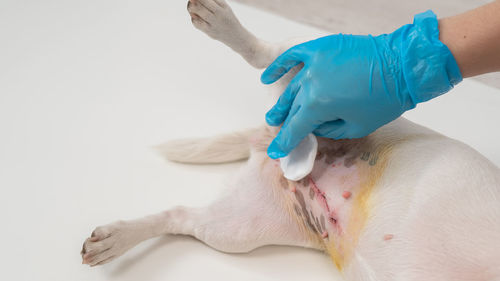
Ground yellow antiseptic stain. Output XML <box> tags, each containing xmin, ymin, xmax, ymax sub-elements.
<box><xmin>325</xmin><ymin>145</ymin><xmax>392</xmax><ymax>271</ymax></box>
<box><xmin>268</xmin><ymin>134</ymin><xmax>401</xmax><ymax>273</ymax></box>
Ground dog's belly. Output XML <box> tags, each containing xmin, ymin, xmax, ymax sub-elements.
<box><xmin>254</xmin><ymin>126</ymin><xmax>395</xmax><ymax>270</ymax></box>
<box><xmin>283</xmin><ymin>136</ymin><xmax>389</xmax><ymax>270</ymax></box>
<box><xmin>276</xmin><ymin>134</ymin><xmax>500</xmax><ymax>279</ymax></box>
<box><xmin>257</xmin><ymin>118</ymin><xmax>500</xmax><ymax>278</ymax></box>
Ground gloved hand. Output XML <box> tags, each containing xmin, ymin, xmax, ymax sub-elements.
<box><xmin>261</xmin><ymin>10</ymin><xmax>462</xmax><ymax>159</ymax></box>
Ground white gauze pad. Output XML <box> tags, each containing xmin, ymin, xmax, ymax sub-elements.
<box><xmin>280</xmin><ymin>133</ymin><xmax>318</xmax><ymax>181</ymax></box>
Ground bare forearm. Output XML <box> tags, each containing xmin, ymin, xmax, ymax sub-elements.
<box><xmin>439</xmin><ymin>0</ymin><xmax>500</xmax><ymax>78</ymax></box>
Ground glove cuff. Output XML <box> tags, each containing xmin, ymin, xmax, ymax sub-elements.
<box><xmin>400</xmin><ymin>10</ymin><xmax>463</xmax><ymax>105</ymax></box>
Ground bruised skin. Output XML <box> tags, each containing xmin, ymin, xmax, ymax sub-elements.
<box><xmin>262</xmin><ymin>135</ymin><xmax>393</xmax><ymax>270</ymax></box>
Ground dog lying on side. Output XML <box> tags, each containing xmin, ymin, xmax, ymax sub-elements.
<box><xmin>81</xmin><ymin>1</ymin><xmax>500</xmax><ymax>280</ymax></box>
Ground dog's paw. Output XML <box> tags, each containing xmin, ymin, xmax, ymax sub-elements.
<box><xmin>187</xmin><ymin>0</ymin><xmax>241</xmax><ymax>41</ymax></box>
<box><xmin>81</xmin><ymin>220</ymin><xmax>144</xmax><ymax>266</ymax></box>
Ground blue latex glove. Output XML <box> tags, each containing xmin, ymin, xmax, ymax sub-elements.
<box><xmin>261</xmin><ymin>10</ymin><xmax>462</xmax><ymax>159</ymax></box>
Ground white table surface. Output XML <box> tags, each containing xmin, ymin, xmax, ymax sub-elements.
<box><xmin>0</xmin><ymin>1</ymin><xmax>499</xmax><ymax>281</ymax></box>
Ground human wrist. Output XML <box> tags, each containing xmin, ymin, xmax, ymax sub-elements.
<box><xmin>438</xmin><ymin>1</ymin><xmax>500</xmax><ymax>78</ymax></box>
<box><xmin>438</xmin><ymin>17</ymin><xmax>470</xmax><ymax>78</ymax></box>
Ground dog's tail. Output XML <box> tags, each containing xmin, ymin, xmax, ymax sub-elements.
<box><xmin>153</xmin><ymin>128</ymin><xmax>262</xmax><ymax>164</ymax></box>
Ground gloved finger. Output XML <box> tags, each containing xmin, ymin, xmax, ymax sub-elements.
<box><xmin>260</xmin><ymin>45</ymin><xmax>307</xmax><ymax>84</ymax></box>
<box><xmin>313</xmin><ymin>119</ymin><xmax>346</xmax><ymax>139</ymax></box>
<box><xmin>267</xmin><ymin>109</ymin><xmax>317</xmax><ymax>159</ymax></box>
<box><xmin>265</xmin><ymin>71</ymin><xmax>305</xmax><ymax>126</ymax></box>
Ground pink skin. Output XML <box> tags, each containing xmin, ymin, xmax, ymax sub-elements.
<box><xmin>308</xmin><ymin>177</ymin><xmax>343</xmax><ymax>234</ymax></box>
<box><xmin>294</xmin><ymin>152</ymin><xmax>362</xmax><ymax>239</ymax></box>
<box><xmin>309</xmin><ymin>177</ymin><xmax>331</xmax><ymax>213</ymax></box>
<box><xmin>342</xmin><ymin>191</ymin><xmax>352</xmax><ymax>199</ymax></box>
<box><xmin>384</xmin><ymin>234</ymin><xmax>394</xmax><ymax>241</ymax></box>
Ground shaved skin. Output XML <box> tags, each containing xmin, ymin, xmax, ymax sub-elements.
<box><xmin>282</xmin><ymin>137</ymin><xmax>393</xmax><ymax>271</ymax></box>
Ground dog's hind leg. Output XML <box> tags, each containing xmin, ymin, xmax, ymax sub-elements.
<box><xmin>187</xmin><ymin>0</ymin><xmax>279</xmax><ymax>69</ymax></box>
<box><xmin>81</xmin><ymin>189</ymin><xmax>318</xmax><ymax>266</ymax></box>
<box><xmin>81</xmin><ymin>156</ymin><xmax>320</xmax><ymax>266</ymax></box>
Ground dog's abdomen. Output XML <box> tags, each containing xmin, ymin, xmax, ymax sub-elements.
<box><xmin>260</xmin><ymin>134</ymin><xmax>394</xmax><ymax>271</ymax></box>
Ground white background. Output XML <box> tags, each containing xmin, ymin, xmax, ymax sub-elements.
<box><xmin>0</xmin><ymin>1</ymin><xmax>499</xmax><ymax>281</ymax></box>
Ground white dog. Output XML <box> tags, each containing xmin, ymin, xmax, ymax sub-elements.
<box><xmin>81</xmin><ymin>0</ymin><xmax>500</xmax><ymax>280</ymax></box>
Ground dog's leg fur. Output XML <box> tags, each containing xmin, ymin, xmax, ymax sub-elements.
<box><xmin>155</xmin><ymin>0</ymin><xmax>298</xmax><ymax>165</ymax></box>
<box><xmin>82</xmin><ymin>0</ymin><xmax>322</xmax><ymax>266</ymax></box>
<box><xmin>81</xmin><ymin>0</ymin><xmax>308</xmax><ymax>266</ymax></box>
<box><xmin>81</xmin><ymin>153</ymin><xmax>319</xmax><ymax>266</ymax></box>
<box><xmin>187</xmin><ymin>0</ymin><xmax>279</xmax><ymax>69</ymax></box>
